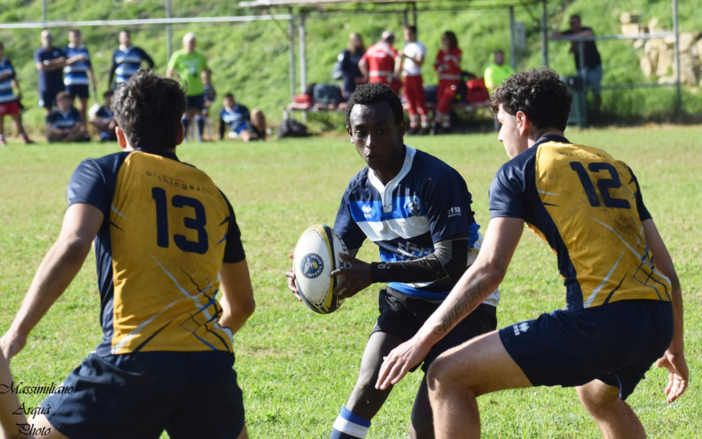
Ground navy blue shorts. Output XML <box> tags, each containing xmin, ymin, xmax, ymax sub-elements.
<box><xmin>38</xmin><ymin>89</ymin><xmax>63</xmax><ymax>110</ymax></box>
<box><xmin>43</xmin><ymin>351</ymin><xmax>245</xmax><ymax>439</ymax></box>
<box><xmin>499</xmin><ymin>300</ymin><xmax>673</xmax><ymax>400</ymax></box>
<box><xmin>186</xmin><ymin>94</ymin><xmax>205</xmax><ymax>111</ymax></box>
<box><xmin>373</xmin><ymin>287</ymin><xmax>497</xmax><ymax>372</ymax></box>
<box><xmin>66</xmin><ymin>84</ymin><xmax>90</xmax><ymax>99</ymax></box>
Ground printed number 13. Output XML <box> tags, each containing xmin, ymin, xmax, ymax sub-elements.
<box><xmin>569</xmin><ymin>162</ymin><xmax>631</xmax><ymax>209</ymax></box>
<box><xmin>152</xmin><ymin>187</ymin><xmax>209</xmax><ymax>254</ymax></box>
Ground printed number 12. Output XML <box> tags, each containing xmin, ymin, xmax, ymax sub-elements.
<box><xmin>152</xmin><ymin>187</ymin><xmax>209</xmax><ymax>254</ymax></box>
<box><xmin>569</xmin><ymin>162</ymin><xmax>631</xmax><ymax>209</ymax></box>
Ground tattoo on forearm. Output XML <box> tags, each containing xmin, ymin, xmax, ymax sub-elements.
<box><xmin>436</xmin><ymin>279</ymin><xmax>486</xmax><ymax>335</ymax></box>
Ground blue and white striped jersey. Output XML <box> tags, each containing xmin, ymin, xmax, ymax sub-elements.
<box><xmin>111</xmin><ymin>45</ymin><xmax>153</xmax><ymax>85</ymax></box>
<box><xmin>46</xmin><ymin>107</ymin><xmax>82</xmax><ymax>129</ymax></box>
<box><xmin>0</xmin><ymin>58</ymin><xmax>17</xmax><ymax>104</ymax></box>
<box><xmin>64</xmin><ymin>45</ymin><xmax>92</xmax><ymax>86</ymax></box>
<box><xmin>335</xmin><ymin>146</ymin><xmax>500</xmax><ymax>305</ymax></box>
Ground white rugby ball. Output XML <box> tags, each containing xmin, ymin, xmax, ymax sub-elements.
<box><xmin>293</xmin><ymin>224</ymin><xmax>349</xmax><ymax>314</ymax></box>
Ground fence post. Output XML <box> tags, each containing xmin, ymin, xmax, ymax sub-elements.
<box><xmin>540</xmin><ymin>0</ymin><xmax>549</xmax><ymax>66</ymax></box>
<box><xmin>509</xmin><ymin>6</ymin><xmax>516</xmax><ymax>70</ymax></box>
<box><xmin>166</xmin><ymin>0</ymin><xmax>173</xmax><ymax>62</ymax></box>
<box><xmin>673</xmin><ymin>0</ymin><xmax>681</xmax><ymax>119</ymax></box>
<box><xmin>288</xmin><ymin>7</ymin><xmax>296</xmax><ymax>108</ymax></box>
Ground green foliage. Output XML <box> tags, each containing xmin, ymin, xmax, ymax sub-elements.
<box><xmin>1</xmin><ymin>129</ymin><xmax>701</xmax><ymax>437</ymax></box>
<box><xmin>1</xmin><ymin>0</ymin><xmax>702</xmax><ymax>131</ymax></box>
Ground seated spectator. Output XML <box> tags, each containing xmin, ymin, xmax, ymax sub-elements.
<box><xmin>219</xmin><ymin>93</ymin><xmax>266</xmax><ymax>142</ymax></box>
<box><xmin>45</xmin><ymin>91</ymin><xmax>89</xmax><ymax>142</ymax></box>
<box><xmin>90</xmin><ymin>90</ymin><xmax>117</xmax><ymax>142</ymax></box>
<box><xmin>484</xmin><ymin>50</ymin><xmax>515</xmax><ymax>92</ymax></box>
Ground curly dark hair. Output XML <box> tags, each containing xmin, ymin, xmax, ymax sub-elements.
<box><xmin>345</xmin><ymin>83</ymin><xmax>404</xmax><ymax>128</ymax></box>
<box><xmin>491</xmin><ymin>68</ymin><xmax>572</xmax><ymax>131</ymax></box>
<box><xmin>112</xmin><ymin>69</ymin><xmax>186</xmax><ymax>150</ymax></box>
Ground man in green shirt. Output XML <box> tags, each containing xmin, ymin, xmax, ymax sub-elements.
<box><xmin>484</xmin><ymin>50</ymin><xmax>514</xmax><ymax>92</ymax></box>
<box><xmin>167</xmin><ymin>32</ymin><xmax>210</xmax><ymax>141</ymax></box>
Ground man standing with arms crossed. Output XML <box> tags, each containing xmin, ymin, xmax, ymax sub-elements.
<box><xmin>1</xmin><ymin>70</ymin><xmax>255</xmax><ymax>439</ymax></box>
<box><xmin>359</xmin><ymin>31</ymin><xmax>403</xmax><ymax>94</ymax></box>
<box><xmin>107</xmin><ymin>30</ymin><xmax>155</xmax><ymax>89</ymax></box>
<box><xmin>34</xmin><ymin>30</ymin><xmax>66</xmax><ymax>116</ymax></box>
<box><xmin>167</xmin><ymin>32</ymin><xmax>211</xmax><ymax>142</ymax></box>
<box><xmin>401</xmin><ymin>26</ymin><xmax>429</xmax><ymax>135</ymax></box>
<box><xmin>378</xmin><ymin>68</ymin><xmax>688</xmax><ymax>439</ymax></box>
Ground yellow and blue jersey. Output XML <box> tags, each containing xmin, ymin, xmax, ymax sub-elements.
<box><xmin>489</xmin><ymin>135</ymin><xmax>671</xmax><ymax>310</ymax></box>
<box><xmin>67</xmin><ymin>148</ymin><xmax>245</xmax><ymax>356</ymax></box>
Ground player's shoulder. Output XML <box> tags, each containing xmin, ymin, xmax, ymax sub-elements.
<box><xmin>494</xmin><ymin>144</ymin><xmax>539</xmax><ymax>186</ymax></box>
<box><xmin>345</xmin><ymin>167</ymin><xmax>370</xmax><ymax>194</ymax></box>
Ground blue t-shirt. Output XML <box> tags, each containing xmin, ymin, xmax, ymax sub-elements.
<box><xmin>220</xmin><ymin>104</ymin><xmax>251</xmax><ymax>133</ymax></box>
<box><xmin>67</xmin><ymin>148</ymin><xmax>245</xmax><ymax>355</ymax></box>
<box><xmin>95</xmin><ymin>106</ymin><xmax>114</xmax><ymax>121</ymax></box>
<box><xmin>45</xmin><ymin>107</ymin><xmax>82</xmax><ymax>129</ymax></box>
<box><xmin>334</xmin><ymin>146</ymin><xmax>499</xmax><ymax>304</ymax></box>
<box><xmin>34</xmin><ymin>47</ymin><xmax>66</xmax><ymax>92</ymax></box>
<box><xmin>64</xmin><ymin>45</ymin><xmax>92</xmax><ymax>86</ymax></box>
<box><xmin>0</xmin><ymin>58</ymin><xmax>17</xmax><ymax>103</ymax></box>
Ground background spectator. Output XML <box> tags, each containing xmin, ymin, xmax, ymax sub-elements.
<box><xmin>90</xmin><ymin>90</ymin><xmax>117</xmax><ymax>142</ymax></box>
<box><xmin>434</xmin><ymin>30</ymin><xmax>462</xmax><ymax>133</ymax></box>
<box><xmin>219</xmin><ymin>93</ymin><xmax>266</xmax><ymax>142</ymax></box>
<box><xmin>552</xmin><ymin>15</ymin><xmax>603</xmax><ymax>112</ymax></box>
<box><xmin>108</xmin><ymin>30</ymin><xmax>155</xmax><ymax>89</ymax></box>
<box><xmin>167</xmin><ymin>32</ymin><xmax>210</xmax><ymax>142</ymax></box>
<box><xmin>45</xmin><ymin>91</ymin><xmax>88</xmax><ymax>142</ymax></box>
<box><xmin>484</xmin><ymin>50</ymin><xmax>515</xmax><ymax>92</ymax></box>
<box><xmin>34</xmin><ymin>29</ymin><xmax>66</xmax><ymax>116</ymax></box>
<box><xmin>337</xmin><ymin>32</ymin><xmax>366</xmax><ymax>99</ymax></box>
<box><xmin>0</xmin><ymin>42</ymin><xmax>33</xmax><ymax>146</ymax></box>
<box><xmin>402</xmin><ymin>25</ymin><xmax>429</xmax><ymax>134</ymax></box>
<box><xmin>64</xmin><ymin>28</ymin><xmax>97</xmax><ymax>130</ymax></box>
<box><xmin>359</xmin><ymin>31</ymin><xmax>402</xmax><ymax>94</ymax></box>
<box><xmin>202</xmin><ymin>70</ymin><xmax>216</xmax><ymax>141</ymax></box>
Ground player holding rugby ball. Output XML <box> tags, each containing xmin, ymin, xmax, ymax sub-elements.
<box><xmin>286</xmin><ymin>83</ymin><xmax>499</xmax><ymax>439</ymax></box>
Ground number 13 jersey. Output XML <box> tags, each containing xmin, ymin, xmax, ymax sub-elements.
<box><xmin>67</xmin><ymin>148</ymin><xmax>245</xmax><ymax>356</ymax></box>
<box><xmin>489</xmin><ymin>136</ymin><xmax>671</xmax><ymax>311</ymax></box>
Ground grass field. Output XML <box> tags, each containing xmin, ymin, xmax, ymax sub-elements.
<box><xmin>0</xmin><ymin>127</ymin><xmax>700</xmax><ymax>438</ymax></box>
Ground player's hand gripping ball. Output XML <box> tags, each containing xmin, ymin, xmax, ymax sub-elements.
<box><xmin>293</xmin><ymin>224</ymin><xmax>349</xmax><ymax>314</ymax></box>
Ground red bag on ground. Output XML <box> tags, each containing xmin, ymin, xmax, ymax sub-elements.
<box><xmin>465</xmin><ymin>78</ymin><xmax>489</xmax><ymax>103</ymax></box>
<box><xmin>293</xmin><ymin>94</ymin><xmax>313</xmax><ymax>105</ymax></box>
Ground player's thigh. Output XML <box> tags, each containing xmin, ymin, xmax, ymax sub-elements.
<box><xmin>427</xmin><ymin>331</ymin><xmax>532</xmax><ymax>397</ymax></box>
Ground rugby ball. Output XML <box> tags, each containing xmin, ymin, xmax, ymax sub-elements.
<box><xmin>293</xmin><ymin>224</ymin><xmax>349</xmax><ymax>314</ymax></box>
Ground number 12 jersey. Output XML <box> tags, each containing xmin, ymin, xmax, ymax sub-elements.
<box><xmin>67</xmin><ymin>148</ymin><xmax>245</xmax><ymax>356</ymax></box>
<box><xmin>489</xmin><ymin>135</ymin><xmax>671</xmax><ymax>311</ymax></box>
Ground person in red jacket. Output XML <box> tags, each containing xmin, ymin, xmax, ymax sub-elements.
<box><xmin>433</xmin><ymin>31</ymin><xmax>462</xmax><ymax>134</ymax></box>
<box><xmin>359</xmin><ymin>31</ymin><xmax>402</xmax><ymax>94</ymax></box>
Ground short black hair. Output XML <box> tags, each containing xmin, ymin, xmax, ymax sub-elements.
<box><xmin>112</xmin><ymin>70</ymin><xmax>186</xmax><ymax>150</ymax></box>
<box><xmin>405</xmin><ymin>25</ymin><xmax>417</xmax><ymax>34</ymax></box>
<box><xmin>570</xmin><ymin>14</ymin><xmax>581</xmax><ymax>21</ymax></box>
<box><xmin>223</xmin><ymin>93</ymin><xmax>234</xmax><ymax>99</ymax></box>
<box><xmin>345</xmin><ymin>83</ymin><xmax>404</xmax><ymax>128</ymax></box>
<box><xmin>442</xmin><ymin>31</ymin><xmax>458</xmax><ymax>50</ymax></box>
<box><xmin>120</xmin><ymin>29</ymin><xmax>131</xmax><ymax>37</ymax></box>
<box><xmin>103</xmin><ymin>90</ymin><xmax>114</xmax><ymax>98</ymax></box>
<box><xmin>491</xmin><ymin>68</ymin><xmax>572</xmax><ymax>131</ymax></box>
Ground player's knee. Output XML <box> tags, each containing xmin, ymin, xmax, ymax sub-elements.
<box><xmin>426</xmin><ymin>355</ymin><xmax>464</xmax><ymax>395</ymax></box>
<box><xmin>577</xmin><ymin>382</ymin><xmax>621</xmax><ymax>414</ymax></box>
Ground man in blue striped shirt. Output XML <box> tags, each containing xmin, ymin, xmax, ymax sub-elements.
<box><xmin>108</xmin><ymin>30</ymin><xmax>155</xmax><ymax>89</ymax></box>
<box><xmin>0</xmin><ymin>42</ymin><xmax>33</xmax><ymax>146</ymax></box>
<box><xmin>64</xmin><ymin>28</ymin><xmax>96</xmax><ymax>130</ymax></box>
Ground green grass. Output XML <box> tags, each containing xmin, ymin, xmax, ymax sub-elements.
<box><xmin>1</xmin><ymin>127</ymin><xmax>701</xmax><ymax>438</ymax></box>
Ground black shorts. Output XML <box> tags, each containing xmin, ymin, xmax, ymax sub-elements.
<box><xmin>373</xmin><ymin>287</ymin><xmax>497</xmax><ymax>372</ymax></box>
<box><xmin>186</xmin><ymin>94</ymin><xmax>205</xmax><ymax>111</ymax></box>
<box><xmin>66</xmin><ymin>84</ymin><xmax>90</xmax><ymax>99</ymax></box>
<box><xmin>43</xmin><ymin>351</ymin><xmax>245</xmax><ymax>439</ymax></box>
<box><xmin>38</xmin><ymin>89</ymin><xmax>63</xmax><ymax>110</ymax></box>
<box><xmin>499</xmin><ymin>300</ymin><xmax>673</xmax><ymax>400</ymax></box>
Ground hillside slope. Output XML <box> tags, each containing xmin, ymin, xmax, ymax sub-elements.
<box><xmin>1</xmin><ymin>0</ymin><xmax>701</xmax><ymax>131</ymax></box>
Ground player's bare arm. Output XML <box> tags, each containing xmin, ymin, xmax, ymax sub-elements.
<box><xmin>376</xmin><ymin>217</ymin><xmax>523</xmax><ymax>389</ymax></box>
<box><xmin>218</xmin><ymin>260</ymin><xmax>256</xmax><ymax>335</ymax></box>
<box><xmin>0</xmin><ymin>203</ymin><xmax>103</xmax><ymax>361</ymax></box>
<box><xmin>642</xmin><ymin>219</ymin><xmax>688</xmax><ymax>402</ymax></box>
